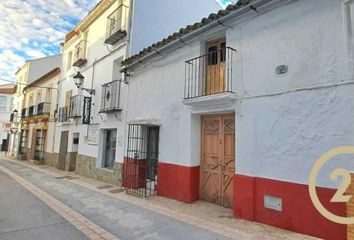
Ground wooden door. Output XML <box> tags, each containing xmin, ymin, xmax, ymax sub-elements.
<box><xmin>200</xmin><ymin>114</ymin><xmax>235</xmax><ymax>208</ymax></box>
<box><xmin>58</xmin><ymin>131</ymin><xmax>69</xmax><ymax>170</ymax></box>
<box><xmin>206</xmin><ymin>38</ymin><xmax>226</xmax><ymax>95</ymax></box>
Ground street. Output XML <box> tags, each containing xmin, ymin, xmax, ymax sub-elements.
<box><xmin>0</xmin><ymin>158</ymin><xmax>317</xmax><ymax>240</ymax></box>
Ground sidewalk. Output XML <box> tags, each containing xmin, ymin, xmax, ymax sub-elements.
<box><xmin>0</xmin><ymin>156</ymin><xmax>318</xmax><ymax>240</ymax></box>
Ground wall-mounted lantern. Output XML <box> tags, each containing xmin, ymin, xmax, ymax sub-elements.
<box><xmin>73</xmin><ymin>71</ymin><xmax>95</xmax><ymax>95</ymax></box>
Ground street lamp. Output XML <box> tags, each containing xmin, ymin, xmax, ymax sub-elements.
<box><xmin>73</xmin><ymin>71</ymin><xmax>95</xmax><ymax>95</ymax></box>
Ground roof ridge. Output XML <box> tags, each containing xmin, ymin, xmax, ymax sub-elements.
<box><xmin>122</xmin><ymin>0</ymin><xmax>253</xmax><ymax>66</ymax></box>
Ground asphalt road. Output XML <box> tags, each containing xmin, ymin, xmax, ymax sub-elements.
<box><xmin>0</xmin><ymin>170</ymin><xmax>88</xmax><ymax>240</ymax></box>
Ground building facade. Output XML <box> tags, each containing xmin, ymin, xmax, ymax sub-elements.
<box><xmin>54</xmin><ymin>0</ymin><xmax>221</xmax><ymax>185</ymax></box>
<box><xmin>0</xmin><ymin>84</ymin><xmax>16</xmax><ymax>151</ymax></box>
<box><xmin>8</xmin><ymin>55</ymin><xmax>62</xmax><ymax>158</ymax></box>
<box><xmin>19</xmin><ymin>68</ymin><xmax>60</xmax><ymax>164</ymax></box>
<box><xmin>121</xmin><ymin>0</ymin><xmax>354</xmax><ymax>239</ymax></box>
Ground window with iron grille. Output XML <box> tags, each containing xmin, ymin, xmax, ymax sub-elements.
<box><xmin>100</xmin><ymin>80</ymin><xmax>121</xmax><ymax>113</ymax></box>
<box><xmin>105</xmin><ymin>4</ymin><xmax>129</xmax><ymax>45</ymax></box>
<box><xmin>21</xmin><ymin>108</ymin><xmax>27</xmax><ymax>118</ymax></box>
<box><xmin>28</xmin><ymin>105</ymin><xmax>37</xmax><ymax>117</ymax></box>
<box><xmin>124</xmin><ymin>124</ymin><xmax>159</xmax><ymax>198</ymax></box>
<box><xmin>58</xmin><ymin>106</ymin><xmax>68</xmax><ymax>122</ymax></box>
<box><xmin>37</xmin><ymin>102</ymin><xmax>50</xmax><ymax>116</ymax></box>
<box><xmin>33</xmin><ymin>129</ymin><xmax>45</xmax><ymax>161</ymax></box>
<box><xmin>69</xmin><ymin>95</ymin><xmax>91</xmax><ymax>124</ymax></box>
<box><xmin>19</xmin><ymin>130</ymin><xmax>28</xmax><ymax>155</ymax></box>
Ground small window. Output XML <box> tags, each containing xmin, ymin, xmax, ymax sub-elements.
<box><xmin>208</xmin><ymin>46</ymin><xmax>218</xmax><ymax>65</ymax></box>
<box><xmin>0</xmin><ymin>96</ymin><xmax>7</xmax><ymax>111</ymax></box>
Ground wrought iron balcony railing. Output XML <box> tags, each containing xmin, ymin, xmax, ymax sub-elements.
<box><xmin>184</xmin><ymin>47</ymin><xmax>236</xmax><ymax>99</ymax></box>
<box><xmin>21</xmin><ymin>108</ymin><xmax>27</xmax><ymax>119</ymax></box>
<box><xmin>37</xmin><ymin>102</ymin><xmax>50</xmax><ymax>116</ymax></box>
<box><xmin>58</xmin><ymin>106</ymin><xmax>69</xmax><ymax>122</ymax></box>
<box><xmin>100</xmin><ymin>80</ymin><xmax>122</xmax><ymax>113</ymax></box>
<box><xmin>105</xmin><ymin>4</ymin><xmax>129</xmax><ymax>45</ymax></box>
<box><xmin>69</xmin><ymin>95</ymin><xmax>91</xmax><ymax>124</ymax></box>
<box><xmin>73</xmin><ymin>40</ymin><xmax>87</xmax><ymax>67</ymax></box>
<box><xmin>28</xmin><ymin>105</ymin><xmax>37</xmax><ymax>117</ymax></box>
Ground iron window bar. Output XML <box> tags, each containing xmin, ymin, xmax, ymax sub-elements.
<box><xmin>69</xmin><ymin>95</ymin><xmax>91</xmax><ymax>124</ymax></box>
<box><xmin>37</xmin><ymin>102</ymin><xmax>51</xmax><ymax>116</ymax></box>
<box><xmin>58</xmin><ymin>106</ymin><xmax>69</xmax><ymax>122</ymax></box>
<box><xmin>73</xmin><ymin>40</ymin><xmax>87</xmax><ymax>67</ymax></box>
<box><xmin>21</xmin><ymin>108</ymin><xmax>27</xmax><ymax>119</ymax></box>
<box><xmin>105</xmin><ymin>4</ymin><xmax>129</xmax><ymax>44</ymax></box>
<box><xmin>125</xmin><ymin>124</ymin><xmax>160</xmax><ymax>198</ymax></box>
<box><xmin>28</xmin><ymin>105</ymin><xmax>37</xmax><ymax>117</ymax></box>
<box><xmin>184</xmin><ymin>46</ymin><xmax>236</xmax><ymax>99</ymax></box>
<box><xmin>100</xmin><ymin>79</ymin><xmax>122</xmax><ymax>113</ymax></box>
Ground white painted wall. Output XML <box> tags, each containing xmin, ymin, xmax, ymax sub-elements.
<box><xmin>126</xmin><ymin>0</ymin><xmax>354</xmax><ymax>189</ymax></box>
<box><xmin>0</xmin><ymin>93</ymin><xmax>13</xmax><ymax>144</ymax></box>
<box><xmin>27</xmin><ymin>55</ymin><xmax>62</xmax><ymax>84</ymax></box>
<box><xmin>129</xmin><ymin>0</ymin><xmax>221</xmax><ymax>54</ymax></box>
<box><xmin>56</xmin><ymin>2</ymin><xmax>129</xmax><ymax>165</ymax></box>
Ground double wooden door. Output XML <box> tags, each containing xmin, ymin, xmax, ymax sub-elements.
<box><xmin>200</xmin><ymin>114</ymin><xmax>235</xmax><ymax>208</ymax></box>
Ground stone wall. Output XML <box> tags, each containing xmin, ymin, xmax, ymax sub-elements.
<box><xmin>75</xmin><ymin>154</ymin><xmax>123</xmax><ymax>186</ymax></box>
<box><xmin>44</xmin><ymin>152</ymin><xmax>58</xmax><ymax>168</ymax></box>
<box><xmin>65</xmin><ymin>152</ymin><xmax>77</xmax><ymax>172</ymax></box>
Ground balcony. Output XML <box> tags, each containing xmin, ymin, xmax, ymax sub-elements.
<box><xmin>69</xmin><ymin>95</ymin><xmax>91</xmax><ymax>124</ymax></box>
<box><xmin>21</xmin><ymin>108</ymin><xmax>27</xmax><ymax>119</ymax></box>
<box><xmin>58</xmin><ymin>106</ymin><xmax>69</xmax><ymax>122</ymax></box>
<box><xmin>73</xmin><ymin>40</ymin><xmax>87</xmax><ymax>67</ymax></box>
<box><xmin>104</xmin><ymin>5</ymin><xmax>129</xmax><ymax>45</ymax></box>
<box><xmin>183</xmin><ymin>47</ymin><xmax>237</xmax><ymax>108</ymax></box>
<box><xmin>37</xmin><ymin>102</ymin><xmax>50</xmax><ymax>116</ymax></box>
<box><xmin>28</xmin><ymin>105</ymin><xmax>37</xmax><ymax>117</ymax></box>
<box><xmin>100</xmin><ymin>80</ymin><xmax>122</xmax><ymax>113</ymax></box>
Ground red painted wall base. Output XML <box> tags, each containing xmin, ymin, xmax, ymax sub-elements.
<box><xmin>157</xmin><ymin>162</ymin><xmax>199</xmax><ymax>203</ymax></box>
<box><xmin>233</xmin><ymin>174</ymin><xmax>346</xmax><ymax>240</ymax></box>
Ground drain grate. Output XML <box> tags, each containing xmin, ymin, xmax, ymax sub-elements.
<box><xmin>108</xmin><ymin>189</ymin><xmax>124</xmax><ymax>194</ymax></box>
<box><xmin>55</xmin><ymin>176</ymin><xmax>77</xmax><ymax>180</ymax></box>
<box><xmin>97</xmin><ymin>185</ymin><xmax>114</xmax><ymax>189</ymax></box>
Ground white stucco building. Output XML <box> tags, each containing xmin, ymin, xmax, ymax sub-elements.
<box><xmin>8</xmin><ymin>55</ymin><xmax>61</xmax><ymax>157</ymax></box>
<box><xmin>0</xmin><ymin>84</ymin><xmax>16</xmax><ymax>151</ymax></box>
<box><xmin>121</xmin><ymin>0</ymin><xmax>354</xmax><ymax>239</ymax></box>
<box><xmin>54</xmin><ymin>0</ymin><xmax>222</xmax><ymax>184</ymax></box>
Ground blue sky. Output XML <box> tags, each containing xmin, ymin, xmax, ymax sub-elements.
<box><xmin>0</xmin><ymin>0</ymin><xmax>99</xmax><ymax>84</ymax></box>
<box><xmin>0</xmin><ymin>0</ymin><xmax>234</xmax><ymax>84</ymax></box>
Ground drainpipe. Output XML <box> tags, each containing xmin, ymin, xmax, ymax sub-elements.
<box><xmin>342</xmin><ymin>0</ymin><xmax>354</xmax><ymax>81</ymax></box>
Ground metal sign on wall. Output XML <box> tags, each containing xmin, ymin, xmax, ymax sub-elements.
<box><xmin>87</xmin><ymin>124</ymin><xmax>99</xmax><ymax>145</ymax></box>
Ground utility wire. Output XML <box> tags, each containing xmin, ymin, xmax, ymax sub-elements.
<box><xmin>0</xmin><ymin>78</ymin><xmax>57</xmax><ymax>90</ymax></box>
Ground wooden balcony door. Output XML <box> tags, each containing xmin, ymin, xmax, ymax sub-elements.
<box><xmin>200</xmin><ymin>114</ymin><xmax>235</xmax><ymax>208</ymax></box>
<box><xmin>206</xmin><ymin>38</ymin><xmax>226</xmax><ymax>95</ymax></box>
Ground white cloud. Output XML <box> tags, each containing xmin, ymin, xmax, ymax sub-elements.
<box><xmin>0</xmin><ymin>0</ymin><xmax>99</xmax><ymax>84</ymax></box>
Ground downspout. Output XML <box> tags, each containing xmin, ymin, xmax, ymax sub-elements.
<box><xmin>342</xmin><ymin>0</ymin><xmax>354</xmax><ymax>80</ymax></box>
